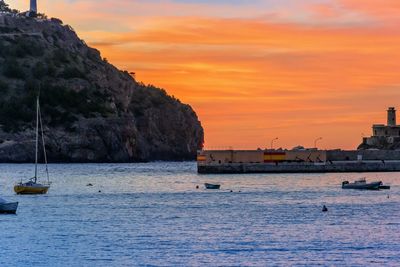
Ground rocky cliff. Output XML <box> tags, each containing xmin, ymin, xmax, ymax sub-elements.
<box><xmin>0</xmin><ymin>13</ymin><xmax>204</xmax><ymax>162</ymax></box>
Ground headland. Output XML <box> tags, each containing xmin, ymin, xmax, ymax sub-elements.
<box><xmin>0</xmin><ymin>10</ymin><xmax>204</xmax><ymax>162</ymax></box>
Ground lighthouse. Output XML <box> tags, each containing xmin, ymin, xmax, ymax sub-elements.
<box><xmin>30</xmin><ymin>0</ymin><xmax>37</xmax><ymax>14</ymax></box>
<box><xmin>387</xmin><ymin>107</ymin><xmax>396</xmax><ymax>126</ymax></box>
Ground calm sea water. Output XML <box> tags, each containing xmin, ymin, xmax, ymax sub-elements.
<box><xmin>0</xmin><ymin>162</ymin><xmax>399</xmax><ymax>266</ymax></box>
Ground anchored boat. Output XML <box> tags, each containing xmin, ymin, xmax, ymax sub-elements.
<box><xmin>342</xmin><ymin>178</ymin><xmax>382</xmax><ymax>190</ymax></box>
<box><xmin>14</xmin><ymin>96</ymin><xmax>51</xmax><ymax>195</ymax></box>
<box><xmin>204</xmin><ymin>183</ymin><xmax>221</xmax><ymax>190</ymax></box>
<box><xmin>0</xmin><ymin>198</ymin><xmax>18</xmax><ymax>214</ymax></box>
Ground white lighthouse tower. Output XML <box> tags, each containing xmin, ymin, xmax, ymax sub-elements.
<box><xmin>30</xmin><ymin>0</ymin><xmax>37</xmax><ymax>14</ymax></box>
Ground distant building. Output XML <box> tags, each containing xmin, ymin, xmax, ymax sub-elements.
<box><xmin>30</xmin><ymin>0</ymin><xmax>37</xmax><ymax>13</ymax></box>
<box><xmin>362</xmin><ymin>107</ymin><xmax>400</xmax><ymax>147</ymax></box>
<box><xmin>25</xmin><ymin>0</ymin><xmax>37</xmax><ymax>17</ymax></box>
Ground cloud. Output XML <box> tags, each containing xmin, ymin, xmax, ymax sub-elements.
<box><xmin>88</xmin><ymin>14</ymin><xmax>400</xmax><ymax>149</ymax></box>
<box><xmin>7</xmin><ymin>0</ymin><xmax>400</xmax><ymax>149</ymax></box>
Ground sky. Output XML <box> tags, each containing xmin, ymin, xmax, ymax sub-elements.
<box><xmin>8</xmin><ymin>0</ymin><xmax>400</xmax><ymax>149</ymax></box>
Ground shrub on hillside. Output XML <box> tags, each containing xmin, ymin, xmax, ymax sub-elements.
<box><xmin>32</xmin><ymin>62</ymin><xmax>47</xmax><ymax>79</ymax></box>
<box><xmin>8</xmin><ymin>37</ymin><xmax>45</xmax><ymax>58</ymax></box>
<box><xmin>3</xmin><ymin>59</ymin><xmax>25</xmax><ymax>79</ymax></box>
<box><xmin>0</xmin><ymin>79</ymin><xmax>8</xmax><ymax>92</ymax></box>
<box><xmin>0</xmin><ymin>97</ymin><xmax>34</xmax><ymax>132</ymax></box>
<box><xmin>50</xmin><ymin>18</ymin><xmax>63</xmax><ymax>24</ymax></box>
<box><xmin>52</xmin><ymin>49</ymin><xmax>69</xmax><ymax>65</ymax></box>
<box><xmin>0</xmin><ymin>0</ymin><xmax>11</xmax><ymax>12</ymax></box>
<box><xmin>60</xmin><ymin>66</ymin><xmax>86</xmax><ymax>79</ymax></box>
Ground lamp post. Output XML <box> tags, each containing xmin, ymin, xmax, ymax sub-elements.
<box><xmin>270</xmin><ymin>137</ymin><xmax>278</xmax><ymax>150</ymax></box>
<box><xmin>314</xmin><ymin>137</ymin><xmax>323</xmax><ymax>149</ymax></box>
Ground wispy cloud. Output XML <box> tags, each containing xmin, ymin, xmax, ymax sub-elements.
<box><xmin>7</xmin><ymin>0</ymin><xmax>400</xmax><ymax>149</ymax></box>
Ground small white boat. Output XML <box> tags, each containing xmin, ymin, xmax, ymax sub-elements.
<box><xmin>342</xmin><ymin>178</ymin><xmax>382</xmax><ymax>190</ymax></box>
<box><xmin>0</xmin><ymin>198</ymin><xmax>18</xmax><ymax>214</ymax></box>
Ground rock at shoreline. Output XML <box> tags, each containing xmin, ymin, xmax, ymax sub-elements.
<box><xmin>0</xmin><ymin>14</ymin><xmax>204</xmax><ymax>162</ymax></box>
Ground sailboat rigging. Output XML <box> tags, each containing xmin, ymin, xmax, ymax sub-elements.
<box><xmin>14</xmin><ymin>95</ymin><xmax>51</xmax><ymax>194</ymax></box>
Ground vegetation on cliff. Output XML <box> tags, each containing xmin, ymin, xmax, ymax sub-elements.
<box><xmin>0</xmin><ymin>8</ymin><xmax>204</xmax><ymax>162</ymax></box>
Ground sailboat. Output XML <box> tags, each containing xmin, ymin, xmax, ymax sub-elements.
<box><xmin>14</xmin><ymin>96</ymin><xmax>51</xmax><ymax>195</ymax></box>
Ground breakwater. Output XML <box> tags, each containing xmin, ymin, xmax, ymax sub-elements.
<box><xmin>198</xmin><ymin>161</ymin><xmax>400</xmax><ymax>174</ymax></box>
<box><xmin>197</xmin><ymin>149</ymin><xmax>400</xmax><ymax>174</ymax></box>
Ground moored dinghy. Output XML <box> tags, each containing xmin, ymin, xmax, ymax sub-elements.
<box><xmin>0</xmin><ymin>198</ymin><xmax>18</xmax><ymax>214</ymax></box>
<box><xmin>14</xmin><ymin>95</ymin><xmax>51</xmax><ymax>195</ymax></box>
<box><xmin>204</xmin><ymin>183</ymin><xmax>221</xmax><ymax>189</ymax></box>
<box><xmin>379</xmin><ymin>185</ymin><xmax>391</xmax><ymax>190</ymax></box>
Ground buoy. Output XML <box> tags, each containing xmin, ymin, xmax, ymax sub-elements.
<box><xmin>98</xmin><ymin>190</ymin><xmax>101</xmax><ymax>193</ymax></box>
<box><xmin>322</xmin><ymin>205</ymin><xmax>328</xmax><ymax>212</ymax></box>
<box><xmin>230</xmin><ymin>190</ymin><xmax>233</xmax><ymax>192</ymax></box>
<box><xmin>387</xmin><ymin>195</ymin><xmax>390</xmax><ymax>199</ymax></box>
<box><xmin>86</xmin><ymin>183</ymin><xmax>93</xmax><ymax>186</ymax></box>
<box><xmin>196</xmin><ymin>185</ymin><xmax>199</xmax><ymax>189</ymax></box>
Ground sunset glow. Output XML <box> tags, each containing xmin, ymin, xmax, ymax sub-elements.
<box><xmin>9</xmin><ymin>0</ymin><xmax>400</xmax><ymax>149</ymax></box>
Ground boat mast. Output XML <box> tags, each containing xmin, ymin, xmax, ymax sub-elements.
<box><xmin>34</xmin><ymin>96</ymin><xmax>39</xmax><ymax>183</ymax></box>
<box><xmin>38</xmin><ymin>102</ymin><xmax>50</xmax><ymax>183</ymax></box>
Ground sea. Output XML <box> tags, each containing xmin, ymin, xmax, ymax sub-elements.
<box><xmin>0</xmin><ymin>162</ymin><xmax>399</xmax><ymax>267</ymax></box>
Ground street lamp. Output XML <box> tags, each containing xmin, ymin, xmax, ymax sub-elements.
<box><xmin>314</xmin><ymin>137</ymin><xmax>323</xmax><ymax>148</ymax></box>
<box><xmin>270</xmin><ymin>137</ymin><xmax>279</xmax><ymax>150</ymax></box>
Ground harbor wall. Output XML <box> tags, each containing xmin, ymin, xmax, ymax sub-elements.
<box><xmin>326</xmin><ymin>150</ymin><xmax>400</xmax><ymax>161</ymax></box>
<box><xmin>197</xmin><ymin>150</ymin><xmax>327</xmax><ymax>165</ymax></box>
<box><xmin>198</xmin><ymin>161</ymin><xmax>400</xmax><ymax>174</ymax></box>
<box><xmin>197</xmin><ymin>149</ymin><xmax>400</xmax><ymax>173</ymax></box>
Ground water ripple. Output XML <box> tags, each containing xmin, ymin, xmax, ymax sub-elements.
<box><xmin>0</xmin><ymin>162</ymin><xmax>399</xmax><ymax>266</ymax></box>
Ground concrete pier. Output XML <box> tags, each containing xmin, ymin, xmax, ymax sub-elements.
<box><xmin>198</xmin><ymin>160</ymin><xmax>400</xmax><ymax>174</ymax></box>
<box><xmin>197</xmin><ymin>149</ymin><xmax>400</xmax><ymax>174</ymax></box>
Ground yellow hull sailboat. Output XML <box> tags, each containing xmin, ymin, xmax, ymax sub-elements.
<box><xmin>14</xmin><ymin>181</ymin><xmax>49</xmax><ymax>195</ymax></box>
<box><xmin>14</xmin><ymin>96</ymin><xmax>51</xmax><ymax>195</ymax></box>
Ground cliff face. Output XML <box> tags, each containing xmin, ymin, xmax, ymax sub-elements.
<box><xmin>0</xmin><ymin>14</ymin><xmax>204</xmax><ymax>162</ymax></box>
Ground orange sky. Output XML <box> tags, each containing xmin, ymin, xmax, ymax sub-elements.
<box><xmin>9</xmin><ymin>0</ymin><xmax>400</xmax><ymax>149</ymax></box>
